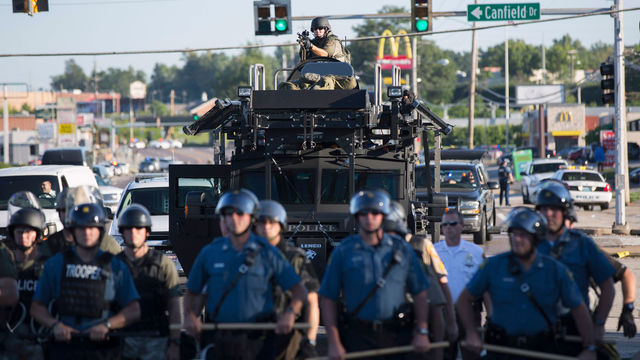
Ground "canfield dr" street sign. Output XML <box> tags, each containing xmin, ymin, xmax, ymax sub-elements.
<box><xmin>467</xmin><ymin>3</ymin><xmax>540</xmax><ymax>21</ymax></box>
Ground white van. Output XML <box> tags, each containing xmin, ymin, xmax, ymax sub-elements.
<box><xmin>0</xmin><ymin>165</ymin><xmax>98</xmax><ymax>232</ymax></box>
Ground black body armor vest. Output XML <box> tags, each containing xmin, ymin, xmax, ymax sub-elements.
<box><xmin>57</xmin><ymin>249</ymin><xmax>113</xmax><ymax>319</ymax></box>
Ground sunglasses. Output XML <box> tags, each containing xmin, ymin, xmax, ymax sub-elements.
<box><xmin>358</xmin><ymin>210</ymin><xmax>383</xmax><ymax>216</ymax></box>
<box><xmin>221</xmin><ymin>209</ymin><xmax>245</xmax><ymax>217</ymax></box>
<box><xmin>312</xmin><ymin>27</ymin><xmax>328</xmax><ymax>31</ymax></box>
<box><xmin>441</xmin><ymin>221</ymin><xmax>459</xmax><ymax>227</ymax></box>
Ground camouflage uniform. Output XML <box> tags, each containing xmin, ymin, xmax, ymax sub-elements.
<box><xmin>308</xmin><ymin>31</ymin><xmax>349</xmax><ymax>63</ymax></box>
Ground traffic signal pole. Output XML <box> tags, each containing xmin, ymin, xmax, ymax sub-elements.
<box><xmin>613</xmin><ymin>0</ymin><xmax>629</xmax><ymax>234</ymax></box>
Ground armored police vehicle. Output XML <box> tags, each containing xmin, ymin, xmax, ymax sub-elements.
<box><xmin>168</xmin><ymin>58</ymin><xmax>452</xmax><ymax>276</ymax></box>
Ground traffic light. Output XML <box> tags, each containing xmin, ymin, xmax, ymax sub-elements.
<box><xmin>411</xmin><ymin>0</ymin><xmax>432</xmax><ymax>33</ymax></box>
<box><xmin>12</xmin><ymin>0</ymin><xmax>48</xmax><ymax>15</ymax></box>
<box><xmin>600</xmin><ymin>62</ymin><xmax>615</xmax><ymax>105</ymax></box>
<box><xmin>253</xmin><ymin>0</ymin><xmax>291</xmax><ymax>36</ymax></box>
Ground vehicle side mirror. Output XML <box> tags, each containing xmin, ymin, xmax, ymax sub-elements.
<box><xmin>487</xmin><ymin>181</ymin><xmax>500</xmax><ymax>190</ymax></box>
<box><xmin>103</xmin><ymin>207</ymin><xmax>114</xmax><ymax>220</ymax></box>
<box><xmin>45</xmin><ymin>222</ymin><xmax>57</xmax><ymax>237</ymax></box>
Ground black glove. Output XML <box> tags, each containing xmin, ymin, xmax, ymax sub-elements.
<box><xmin>301</xmin><ymin>37</ymin><xmax>313</xmax><ymax>51</ymax></box>
<box><xmin>297</xmin><ymin>337</ymin><xmax>318</xmax><ymax>358</ymax></box>
<box><xmin>618</xmin><ymin>304</ymin><xmax>637</xmax><ymax>338</ymax></box>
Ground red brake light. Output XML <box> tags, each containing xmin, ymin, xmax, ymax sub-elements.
<box><xmin>604</xmin><ymin>183</ymin><xmax>611</xmax><ymax>192</ymax></box>
<box><xmin>563</xmin><ymin>182</ymin><xmax>570</xmax><ymax>190</ymax></box>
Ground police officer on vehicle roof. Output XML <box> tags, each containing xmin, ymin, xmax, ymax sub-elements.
<box><xmin>535</xmin><ymin>181</ymin><xmax>615</xmax><ymax>348</ymax></box>
<box><xmin>116</xmin><ymin>204</ymin><xmax>181</xmax><ymax>360</ymax></box>
<box><xmin>319</xmin><ymin>190</ymin><xmax>431</xmax><ymax>360</ymax></box>
<box><xmin>183</xmin><ymin>189</ymin><xmax>307</xmax><ymax>360</ymax></box>
<box><xmin>565</xmin><ymin>206</ymin><xmax>637</xmax><ymax>339</ymax></box>
<box><xmin>41</xmin><ymin>188</ymin><xmax>122</xmax><ymax>257</ymax></box>
<box><xmin>299</xmin><ymin>17</ymin><xmax>349</xmax><ymax>63</ymax></box>
<box><xmin>30</xmin><ymin>203</ymin><xmax>141</xmax><ymax>360</ymax></box>
<box><xmin>457</xmin><ymin>207</ymin><xmax>596</xmax><ymax>360</ymax></box>
<box><xmin>255</xmin><ymin>200</ymin><xmax>320</xmax><ymax>360</ymax></box>
<box><xmin>384</xmin><ymin>200</ymin><xmax>456</xmax><ymax>360</ymax></box>
<box><xmin>4</xmin><ymin>207</ymin><xmax>48</xmax><ymax>360</ymax></box>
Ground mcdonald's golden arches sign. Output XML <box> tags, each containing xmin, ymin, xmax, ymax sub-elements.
<box><xmin>375</xmin><ymin>29</ymin><xmax>413</xmax><ymax>70</ymax></box>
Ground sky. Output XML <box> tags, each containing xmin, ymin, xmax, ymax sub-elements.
<box><xmin>0</xmin><ymin>0</ymin><xmax>639</xmax><ymax>91</ymax></box>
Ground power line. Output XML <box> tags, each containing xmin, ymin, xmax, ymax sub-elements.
<box><xmin>0</xmin><ymin>6</ymin><xmax>638</xmax><ymax>58</ymax></box>
<box><xmin>0</xmin><ymin>0</ymin><xmax>180</xmax><ymax>6</ymax></box>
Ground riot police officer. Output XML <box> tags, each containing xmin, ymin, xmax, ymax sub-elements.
<box><xmin>535</xmin><ymin>181</ymin><xmax>615</xmax><ymax>348</ymax></box>
<box><xmin>319</xmin><ymin>190</ymin><xmax>431</xmax><ymax>360</ymax></box>
<box><xmin>42</xmin><ymin>188</ymin><xmax>122</xmax><ymax>257</ymax></box>
<box><xmin>30</xmin><ymin>203</ymin><xmax>141</xmax><ymax>360</ymax></box>
<box><xmin>4</xmin><ymin>207</ymin><xmax>48</xmax><ymax>359</ymax></box>
<box><xmin>457</xmin><ymin>207</ymin><xmax>596</xmax><ymax>360</ymax></box>
<box><xmin>384</xmin><ymin>200</ymin><xmax>456</xmax><ymax>360</ymax></box>
<box><xmin>255</xmin><ymin>200</ymin><xmax>320</xmax><ymax>360</ymax></box>
<box><xmin>0</xmin><ymin>220</ymin><xmax>20</xmax><ymax>359</ymax></box>
<box><xmin>299</xmin><ymin>17</ymin><xmax>349</xmax><ymax>63</ymax></box>
<box><xmin>183</xmin><ymin>189</ymin><xmax>307</xmax><ymax>360</ymax></box>
<box><xmin>116</xmin><ymin>204</ymin><xmax>181</xmax><ymax>360</ymax></box>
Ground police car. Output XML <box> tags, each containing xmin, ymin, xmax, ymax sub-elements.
<box><xmin>520</xmin><ymin>158</ymin><xmax>568</xmax><ymax>203</ymax></box>
<box><xmin>548</xmin><ymin>166</ymin><xmax>612</xmax><ymax>210</ymax></box>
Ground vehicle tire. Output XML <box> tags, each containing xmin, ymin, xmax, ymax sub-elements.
<box><xmin>492</xmin><ymin>203</ymin><xmax>497</xmax><ymax>227</ymax></box>
<box><xmin>601</xmin><ymin>203</ymin><xmax>609</xmax><ymax>210</ymax></box>
<box><xmin>473</xmin><ymin>213</ymin><xmax>487</xmax><ymax>245</ymax></box>
<box><xmin>522</xmin><ymin>188</ymin><xmax>530</xmax><ymax>204</ymax></box>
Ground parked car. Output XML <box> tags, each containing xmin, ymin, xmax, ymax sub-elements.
<box><xmin>93</xmin><ymin>164</ymin><xmax>113</xmax><ymax>179</ymax></box>
<box><xmin>549</xmin><ymin>167</ymin><xmax>612</xmax><ymax>210</ymax></box>
<box><xmin>520</xmin><ymin>158</ymin><xmax>568</xmax><ymax>203</ymax></box>
<box><xmin>169</xmin><ymin>139</ymin><xmax>183</xmax><ymax>149</ymax></box>
<box><xmin>415</xmin><ymin>150</ymin><xmax>499</xmax><ymax>245</ymax></box>
<box><xmin>150</xmin><ymin>140</ymin><xmax>171</xmax><ymax>149</ymax></box>
<box><xmin>557</xmin><ymin>146</ymin><xmax>582</xmax><ymax>160</ymax></box>
<box><xmin>628</xmin><ymin>142</ymin><xmax>640</xmax><ymax>160</ymax></box>
<box><xmin>139</xmin><ymin>158</ymin><xmax>161</xmax><ymax>173</ymax></box>
<box><xmin>158</xmin><ymin>157</ymin><xmax>185</xmax><ymax>172</ymax></box>
<box><xmin>129</xmin><ymin>140</ymin><xmax>146</xmax><ymax>149</ymax></box>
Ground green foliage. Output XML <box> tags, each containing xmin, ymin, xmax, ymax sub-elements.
<box><xmin>480</xmin><ymin>39</ymin><xmax>541</xmax><ymax>81</ymax></box>
<box><xmin>51</xmin><ymin>59</ymin><xmax>89</xmax><ymax>91</ymax></box>
<box><xmin>418</xmin><ymin>40</ymin><xmax>458</xmax><ymax>103</ymax></box>
<box><xmin>95</xmin><ymin>67</ymin><xmax>146</xmax><ymax>95</ymax></box>
<box><xmin>20</xmin><ymin>103</ymin><xmax>34</xmax><ymax>114</ymax></box>
<box><xmin>585</xmin><ymin>124</ymin><xmax>613</xmax><ymax>145</ymax></box>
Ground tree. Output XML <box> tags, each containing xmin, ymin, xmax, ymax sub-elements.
<box><xmin>95</xmin><ymin>67</ymin><xmax>146</xmax><ymax>95</ymax></box>
<box><xmin>50</xmin><ymin>59</ymin><xmax>88</xmax><ymax>91</ymax></box>
<box><xmin>417</xmin><ymin>40</ymin><xmax>457</xmax><ymax>103</ymax></box>
<box><xmin>150</xmin><ymin>63</ymin><xmax>180</xmax><ymax>103</ymax></box>
<box><xmin>546</xmin><ymin>34</ymin><xmax>586</xmax><ymax>81</ymax></box>
<box><xmin>480</xmin><ymin>39</ymin><xmax>541</xmax><ymax>81</ymax></box>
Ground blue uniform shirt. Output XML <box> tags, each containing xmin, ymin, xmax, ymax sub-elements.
<box><xmin>186</xmin><ymin>233</ymin><xmax>301</xmax><ymax>323</ymax></box>
<box><xmin>538</xmin><ymin>228</ymin><xmax>615</xmax><ymax>306</ymax></box>
<box><xmin>33</xmin><ymin>248</ymin><xmax>140</xmax><ymax>331</ymax></box>
<box><xmin>466</xmin><ymin>252</ymin><xmax>583</xmax><ymax>336</ymax></box>
<box><xmin>318</xmin><ymin>233</ymin><xmax>429</xmax><ymax>322</ymax></box>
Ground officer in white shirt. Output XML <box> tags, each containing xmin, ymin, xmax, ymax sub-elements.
<box><xmin>434</xmin><ymin>209</ymin><xmax>486</xmax><ymax>360</ymax></box>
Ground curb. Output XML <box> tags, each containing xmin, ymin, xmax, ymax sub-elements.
<box><xmin>574</xmin><ymin>227</ymin><xmax>613</xmax><ymax>236</ymax></box>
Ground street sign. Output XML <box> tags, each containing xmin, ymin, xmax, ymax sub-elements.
<box><xmin>129</xmin><ymin>81</ymin><xmax>147</xmax><ymax>99</ymax></box>
<box><xmin>376</xmin><ymin>55</ymin><xmax>413</xmax><ymax>70</ymax></box>
<box><xmin>467</xmin><ymin>3</ymin><xmax>540</xmax><ymax>21</ymax></box>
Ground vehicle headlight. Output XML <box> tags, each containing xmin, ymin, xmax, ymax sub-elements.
<box><xmin>459</xmin><ymin>200</ymin><xmax>480</xmax><ymax>215</ymax></box>
<box><xmin>103</xmin><ymin>193</ymin><xmax>119</xmax><ymax>201</ymax></box>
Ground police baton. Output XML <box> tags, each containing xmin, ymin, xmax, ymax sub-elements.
<box><xmin>308</xmin><ymin>341</ymin><xmax>450</xmax><ymax>360</ymax></box>
<box><xmin>462</xmin><ymin>342</ymin><xmax>578</xmax><ymax>360</ymax></box>
<box><xmin>170</xmin><ymin>322</ymin><xmax>311</xmax><ymax>331</ymax></box>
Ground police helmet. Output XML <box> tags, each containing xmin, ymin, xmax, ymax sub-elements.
<box><xmin>8</xmin><ymin>207</ymin><xmax>45</xmax><ymax>241</ymax></box>
<box><xmin>215</xmin><ymin>189</ymin><xmax>260</xmax><ymax>216</ymax></box>
<box><xmin>66</xmin><ymin>203</ymin><xmax>106</xmax><ymax>230</ymax></box>
<box><xmin>349</xmin><ymin>190</ymin><xmax>391</xmax><ymax>216</ymax></box>
<box><xmin>504</xmin><ymin>206</ymin><xmax>547</xmax><ymax>244</ymax></box>
<box><xmin>535</xmin><ymin>180</ymin><xmax>573</xmax><ymax>212</ymax></box>
<box><xmin>118</xmin><ymin>204</ymin><xmax>152</xmax><ymax>233</ymax></box>
<box><xmin>257</xmin><ymin>200</ymin><xmax>287</xmax><ymax>229</ymax></box>
<box><xmin>311</xmin><ymin>17</ymin><xmax>331</xmax><ymax>31</ymax></box>
<box><xmin>383</xmin><ymin>201</ymin><xmax>409</xmax><ymax>236</ymax></box>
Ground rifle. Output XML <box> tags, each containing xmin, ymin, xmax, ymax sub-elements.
<box><xmin>297</xmin><ymin>29</ymin><xmax>311</xmax><ymax>61</ymax></box>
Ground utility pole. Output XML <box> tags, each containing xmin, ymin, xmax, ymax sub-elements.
<box><xmin>3</xmin><ymin>85</ymin><xmax>8</xmax><ymax>164</ymax></box>
<box><xmin>468</xmin><ymin>0</ymin><xmax>478</xmax><ymax>149</ymax></box>
<box><xmin>412</xmin><ymin>37</ymin><xmax>418</xmax><ymax>96</ymax></box>
<box><xmin>567</xmin><ymin>49</ymin><xmax>577</xmax><ymax>83</ymax></box>
<box><xmin>505</xmin><ymin>27</ymin><xmax>510</xmax><ymax>147</ymax></box>
<box><xmin>613</xmin><ymin>0</ymin><xmax>629</xmax><ymax>234</ymax></box>
<box><xmin>541</xmin><ymin>37</ymin><xmax>546</xmax><ymax>85</ymax></box>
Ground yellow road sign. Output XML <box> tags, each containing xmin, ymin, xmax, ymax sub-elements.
<box><xmin>58</xmin><ymin>123</ymin><xmax>75</xmax><ymax>135</ymax></box>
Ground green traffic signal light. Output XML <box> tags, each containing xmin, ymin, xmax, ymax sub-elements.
<box><xmin>275</xmin><ymin>19</ymin><xmax>288</xmax><ymax>32</ymax></box>
<box><xmin>415</xmin><ymin>19</ymin><xmax>428</xmax><ymax>32</ymax></box>
<box><xmin>193</xmin><ymin>114</ymin><xmax>199</xmax><ymax>121</ymax></box>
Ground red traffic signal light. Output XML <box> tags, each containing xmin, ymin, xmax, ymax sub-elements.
<box><xmin>600</xmin><ymin>62</ymin><xmax>615</xmax><ymax>105</ymax></box>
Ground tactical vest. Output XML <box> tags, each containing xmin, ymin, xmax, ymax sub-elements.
<box><xmin>16</xmin><ymin>257</ymin><xmax>46</xmax><ymax>310</ymax></box>
<box><xmin>117</xmin><ymin>249</ymin><xmax>170</xmax><ymax>335</ymax></box>
<box><xmin>311</xmin><ymin>33</ymin><xmax>351</xmax><ymax>63</ymax></box>
<box><xmin>57</xmin><ymin>249</ymin><xmax>113</xmax><ymax>320</ymax></box>
<box><xmin>273</xmin><ymin>244</ymin><xmax>306</xmax><ymax>315</ymax></box>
